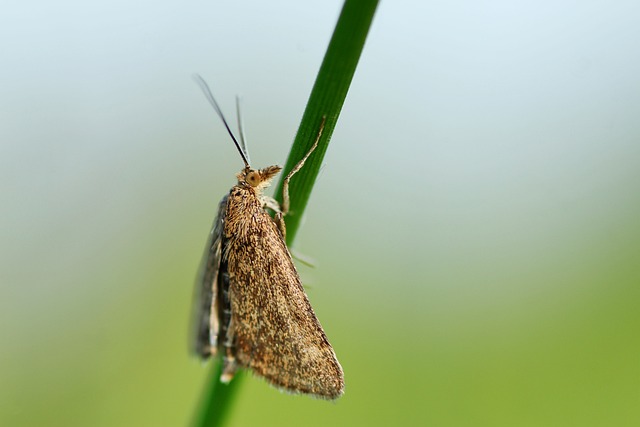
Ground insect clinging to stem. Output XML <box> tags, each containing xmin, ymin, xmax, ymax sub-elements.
<box><xmin>191</xmin><ymin>74</ymin><xmax>344</xmax><ymax>399</ymax></box>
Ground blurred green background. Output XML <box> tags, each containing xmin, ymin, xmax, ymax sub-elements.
<box><xmin>2</xmin><ymin>1</ymin><xmax>640</xmax><ymax>426</ymax></box>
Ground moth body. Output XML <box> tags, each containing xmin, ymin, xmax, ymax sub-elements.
<box><xmin>191</xmin><ymin>76</ymin><xmax>343</xmax><ymax>400</ymax></box>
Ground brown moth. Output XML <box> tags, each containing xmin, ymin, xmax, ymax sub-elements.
<box><xmin>192</xmin><ymin>75</ymin><xmax>344</xmax><ymax>399</ymax></box>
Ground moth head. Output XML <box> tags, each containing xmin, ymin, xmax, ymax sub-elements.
<box><xmin>238</xmin><ymin>165</ymin><xmax>282</xmax><ymax>189</ymax></box>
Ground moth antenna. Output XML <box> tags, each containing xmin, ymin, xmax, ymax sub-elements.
<box><xmin>235</xmin><ymin>95</ymin><xmax>250</xmax><ymax>165</ymax></box>
<box><xmin>193</xmin><ymin>74</ymin><xmax>250</xmax><ymax>168</ymax></box>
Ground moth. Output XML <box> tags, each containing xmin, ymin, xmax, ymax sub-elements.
<box><xmin>192</xmin><ymin>75</ymin><xmax>344</xmax><ymax>400</ymax></box>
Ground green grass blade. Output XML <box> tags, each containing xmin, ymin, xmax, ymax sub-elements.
<box><xmin>191</xmin><ymin>360</ymin><xmax>244</xmax><ymax>427</ymax></box>
<box><xmin>274</xmin><ymin>0</ymin><xmax>380</xmax><ymax>245</ymax></box>
<box><xmin>191</xmin><ymin>1</ymin><xmax>378</xmax><ymax>425</ymax></box>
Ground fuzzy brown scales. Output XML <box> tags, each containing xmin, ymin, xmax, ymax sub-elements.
<box><xmin>195</xmin><ymin>162</ymin><xmax>344</xmax><ymax>400</ymax></box>
<box><xmin>225</xmin><ymin>180</ymin><xmax>343</xmax><ymax>398</ymax></box>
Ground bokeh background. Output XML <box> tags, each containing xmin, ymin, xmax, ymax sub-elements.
<box><xmin>2</xmin><ymin>1</ymin><xmax>640</xmax><ymax>426</ymax></box>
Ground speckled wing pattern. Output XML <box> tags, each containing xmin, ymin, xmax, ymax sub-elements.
<box><xmin>223</xmin><ymin>184</ymin><xmax>344</xmax><ymax>399</ymax></box>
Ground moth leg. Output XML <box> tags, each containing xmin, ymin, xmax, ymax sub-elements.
<box><xmin>261</xmin><ymin>196</ymin><xmax>287</xmax><ymax>238</ymax></box>
<box><xmin>291</xmin><ymin>248</ymin><xmax>316</xmax><ymax>267</ymax></box>
<box><xmin>220</xmin><ymin>349</ymin><xmax>238</xmax><ymax>383</ymax></box>
<box><xmin>262</xmin><ymin>196</ymin><xmax>281</xmax><ymax>214</ymax></box>
<box><xmin>281</xmin><ymin>116</ymin><xmax>325</xmax><ymax>216</ymax></box>
<box><xmin>220</xmin><ymin>317</ymin><xmax>237</xmax><ymax>383</ymax></box>
<box><xmin>274</xmin><ymin>212</ymin><xmax>286</xmax><ymax>240</ymax></box>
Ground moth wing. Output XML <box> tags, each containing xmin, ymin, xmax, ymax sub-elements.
<box><xmin>191</xmin><ymin>195</ymin><xmax>228</xmax><ymax>358</ymax></box>
<box><xmin>227</xmin><ymin>208</ymin><xmax>344</xmax><ymax>399</ymax></box>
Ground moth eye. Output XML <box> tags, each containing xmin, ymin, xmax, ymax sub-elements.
<box><xmin>247</xmin><ymin>171</ymin><xmax>260</xmax><ymax>186</ymax></box>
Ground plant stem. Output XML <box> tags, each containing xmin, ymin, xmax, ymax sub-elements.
<box><xmin>274</xmin><ymin>0</ymin><xmax>380</xmax><ymax>245</ymax></box>
<box><xmin>191</xmin><ymin>1</ymin><xmax>378</xmax><ymax>425</ymax></box>
<box><xmin>191</xmin><ymin>362</ymin><xmax>244</xmax><ymax>427</ymax></box>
